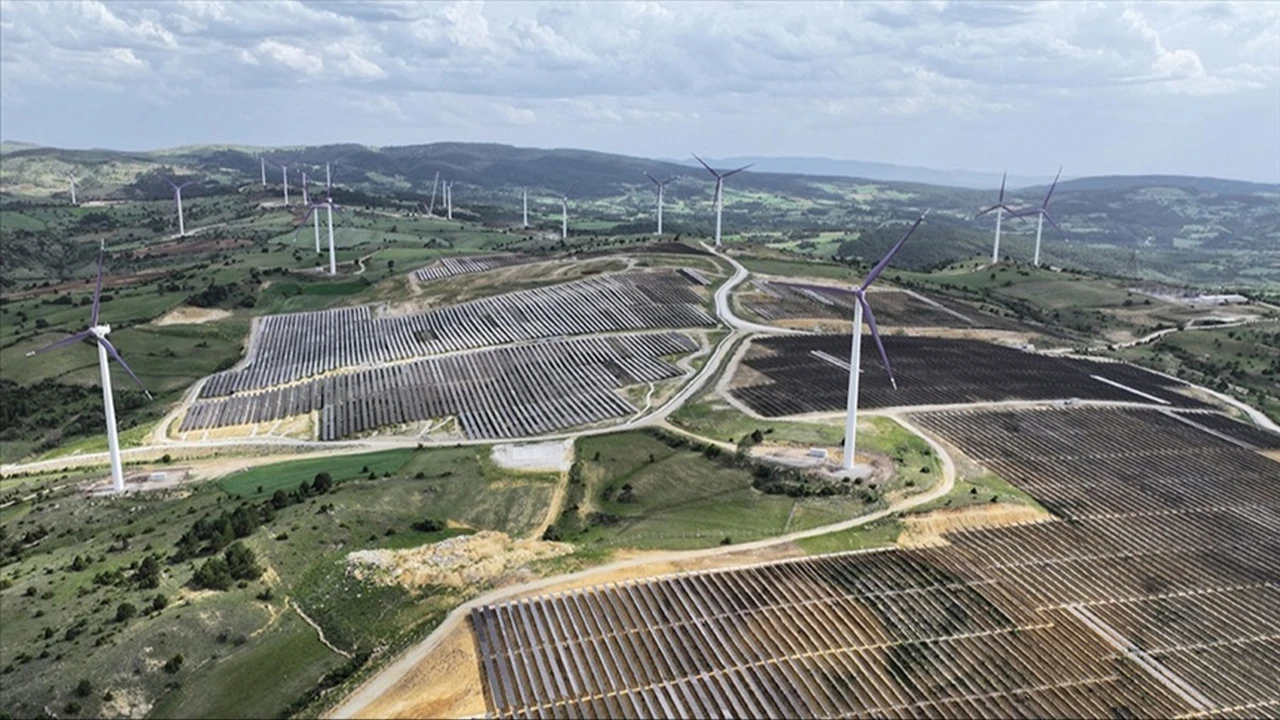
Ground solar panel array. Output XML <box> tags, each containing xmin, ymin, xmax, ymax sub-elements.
<box><xmin>412</xmin><ymin>254</ymin><xmax>532</xmax><ymax>283</ymax></box>
<box><xmin>471</xmin><ymin>407</ymin><xmax>1280</xmax><ymax>718</ymax></box>
<box><xmin>181</xmin><ymin>332</ymin><xmax>696</xmax><ymax>440</ymax></box>
<box><xmin>200</xmin><ymin>271</ymin><xmax>713</xmax><ymax>397</ymax></box>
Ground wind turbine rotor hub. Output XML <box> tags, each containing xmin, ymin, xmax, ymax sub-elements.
<box><xmin>91</xmin><ymin>324</ymin><xmax>111</xmax><ymax>338</ymax></box>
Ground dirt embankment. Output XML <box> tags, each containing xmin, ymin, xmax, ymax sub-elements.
<box><xmin>346</xmin><ymin>531</ymin><xmax>574</xmax><ymax>590</ymax></box>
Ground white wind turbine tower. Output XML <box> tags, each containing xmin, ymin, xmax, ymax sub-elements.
<box><xmin>325</xmin><ymin>162</ymin><xmax>333</xmax><ymax>192</ymax></box>
<box><xmin>260</xmin><ymin>156</ymin><xmax>267</xmax><ymax>186</ymax></box>
<box><xmin>842</xmin><ymin>211</ymin><xmax>930</xmax><ymax>472</ymax></box>
<box><xmin>643</xmin><ymin>171</ymin><xmax>677</xmax><ymax>235</ymax></box>
<box><xmin>445</xmin><ymin>181</ymin><xmax>454</xmax><ymax>220</ymax></box>
<box><xmin>693</xmin><ymin>154</ymin><xmax>752</xmax><ymax>247</ymax></box>
<box><xmin>26</xmin><ymin>241</ymin><xmax>152</xmax><ymax>493</ymax></box>
<box><xmin>300</xmin><ymin>171</ymin><xmax>310</xmax><ymax>206</ymax></box>
<box><xmin>164</xmin><ymin>178</ymin><xmax>196</xmax><ymax>237</ymax></box>
<box><xmin>559</xmin><ymin>183</ymin><xmax>578</xmax><ymax>240</ymax></box>
<box><xmin>297</xmin><ymin>196</ymin><xmax>344</xmax><ymax>274</ymax></box>
<box><xmin>67</xmin><ymin>174</ymin><xmax>78</xmax><ymax>205</ymax></box>
<box><xmin>268</xmin><ymin>157</ymin><xmax>298</xmax><ymax>205</ymax></box>
<box><xmin>975</xmin><ymin>171</ymin><xmax>1018</xmax><ymax>264</ymax></box>
<box><xmin>522</xmin><ymin>188</ymin><xmax>529</xmax><ymax>228</ymax></box>
<box><xmin>1009</xmin><ymin>166</ymin><xmax>1066</xmax><ymax>267</ymax></box>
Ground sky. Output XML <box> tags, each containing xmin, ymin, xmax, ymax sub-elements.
<box><xmin>2</xmin><ymin>1</ymin><xmax>1278</xmax><ymax>183</ymax></box>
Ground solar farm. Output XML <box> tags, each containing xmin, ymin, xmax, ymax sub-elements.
<box><xmin>469</xmin><ymin>406</ymin><xmax>1280</xmax><ymax>718</ymax></box>
<box><xmin>741</xmin><ymin>280</ymin><xmax>1023</xmax><ymax>331</ymax></box>
<box><xmin>729</xmin><ymin>335</ymin><xmax>1211</xmax><ymax>416</ymax></box>
<box><xmin>178</xmin><ymin>270</ymin><xmax>714</xmax><ymax>439</ymax></box>
<box><xmin>412</xmin><ymin>254</ymin><xmax>535</xmax><ymax>283</ymax></box>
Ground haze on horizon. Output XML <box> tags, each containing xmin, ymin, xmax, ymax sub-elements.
<box><xmin>1</xmin><ymin>0</ymin><xmax>1278</xmax><ymax>183</ymax></box>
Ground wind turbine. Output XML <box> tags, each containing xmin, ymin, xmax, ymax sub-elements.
<box><xmin>692</xmin><ymin>154</ymin><xmax>752</xmax><ymax>247</ymax></box>
<box><xmin>268</xmin><ymin>157</ymin><xmax>298</xmax><ymax>206</ymax></box>
<box><xmin>1009</xmin><ymin>167</ymin><xmax>1066</xmax><ymax>267</ymax></box>
<box><xmin>26</xmin><ymin>241</ymin><xmax>151</xmax><ymax>493</ymax></box>
<box><xmin>300</xmin><ymin>171</ymin><xmax>310</xmax><ymax>206</ymax></box>
<box><xmin>260</xmin><ymin>156</ymin><xmax>267</xmax><ymax>187</ymax></box>
<box><xmin>164</xmin><ymin>178</ymin><xmax>196</xmax><ymax>237</ymax></box>
<box><xmin>643</xmin><ymin>171</ymin><xmax>677</xmax><ymax>235</ymax></box>
<box><xmin>67</xmin><ymin>174</ymin><xmax>78</xmax><ymax>205</ymax></box>
<box><xmin>325</xmin><ymin>162</ymin><xmax>332</xmax><ymax>192</ymax></box>
<box><xmin>559</xmin><ymin>184</ymin><xmax>578</xmax><ymax>240</ymax></box>
<box><xmin>445</xmin><ymin>181</ymin><xmax>453</xmax><ymax>220</ymax></box>
<box><xmin>427</xmin><ymin>172</ymin><xmax>440</xmax><ymax>217</ymax></box>
<box><xmin>522</xmin><ymin>188</ymin><xmax>529</xmax><ymax>228</ymax></box>
<box><xmin>842</xmin><ymin>211</ymin><xmax>930</xmax><ymax>472</ymax></box>
<box><xmin>974</xmin><ymin>171</ymin><xmax>1018</xmax><ymax>264</ymax></box>
<box><xmin>298</xmin><ymin>197</ymin><xmax>344</xmax><ymax>274</ymax></box>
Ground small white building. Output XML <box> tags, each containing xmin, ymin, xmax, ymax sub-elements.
<box><xmin>807</xmin><ymin>448</ymin><xmax>829</xmax><ymax>459</ymax></box>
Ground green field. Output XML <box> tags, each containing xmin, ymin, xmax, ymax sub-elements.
<box><xmin>0</xmin><ymin>444</ymin><xmax>555</xmax><ymax>719</ymax></box>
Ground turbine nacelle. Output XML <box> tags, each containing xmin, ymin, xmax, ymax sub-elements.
<box><xmin>91</xmin><ymin>324</ymin><xmax>112</xmax><ymax>339</ymax></box>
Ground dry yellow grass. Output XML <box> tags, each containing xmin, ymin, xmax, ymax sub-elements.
<box><xmin>898</xmin><ymin>503</ymin><xmax>1050</xmax><ymax>548</ymax></box>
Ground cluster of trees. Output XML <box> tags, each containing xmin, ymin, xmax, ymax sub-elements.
<box><xmin>191</xmin><ymin>542</ymin><xmax>263</xmax><ymax>590</ymax></box>
<box><xmin>185</xmin><ymin>279</ymin><xmax>256</xmax><ymax>309</ymax></box>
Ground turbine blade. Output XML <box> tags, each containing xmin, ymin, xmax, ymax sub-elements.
<box><xmin>1043</xmin><ymin>166</ymin><xmax>1062</xmax><ymax>207</ymax></box>
<box><xmin>999</xmin><ymin>171</ymin><xmax>1007</xmax><ymax>202</ymax></box>
<box><xmin>691</xmin><ymin>153</ymin><xmax>720</xmax><ymax>178</ymax></box>
<box><xmin>25</xmin><ymin>329</ymin><xmax>92</xmax><ymax>357</ymax></box>
<box><xmin>1042</xmin><ymin>211</ymin><xmax>1068</xmax><ymax>240</ymax></box>
<box><xmin>721</xmin><ymin>163</ymin><xmax>753</xmax><ymax>178</ymax></box>
<box><xmin>643</xmin><ymin>171</ymin><xmax>660</xmax><ymax>186</ymax></box>
<box><xmin>860</xmin><ymin>210</ymin><xmax>929</xmax><ymax>291</ymax></box>
<box><xmin>859</xmin><ymin>294</ymin><xmax>897</xmax><ymax>389</ymax></box>
<box><xmin>100</xmin><ymin>337</ymin><xmax>152</xmax><ymax>400</ymax></box>
<box><xmin>90</xmin><ymin>240</ymin><xmax>106</xmax><ymax>326</ymax></box>
<box><xmin>974</xmin><ymin>204</ymin><xmax>1000</xmax><ymax>218</ymax></box>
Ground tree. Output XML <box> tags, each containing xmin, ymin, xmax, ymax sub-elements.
<box><xmin>411</xmin><ymin>518</ymin><xmax>445</xmax><ymax>533</ymax></box>
<box><xmin>133</xmin><ymin>554</ymin><xmax>161</xmax><ymax>589</ymax></box>
<box><xmin>311</xmin><ymin>472</ymin><xmax>333</xmax><ymax>495</ymax></box>
<box><xmin>163</xmin><ymin>654</ymin><xmax>184</xmax><ymax>674</ymax></box>
<box><xmin>224</xmin><ymin>542</ymin><xmax>262</xmax><ymax>581</ymax></box>
<box><xmin>115</xmin><ymin>602</ymin><xmax>138</xmax><ymax>623</ymax></box>
<box><xmin>192</xmin><ymin>557</ymin><xmax>232</xmax><ymax>590</ymax></box>
<box><xmin>151</xmin><ymin>594</ymin><xmax>168</xmax><ymax>613</ymax></box>
<box><xmin>270</xmin><ymin>489</ymin><xmax>290</xmax><ymax>510</ymax></box>
<box><xmin>74</xmin><ymin>679</ymin><xmax>93</xmax><ymax>698</ymax></box>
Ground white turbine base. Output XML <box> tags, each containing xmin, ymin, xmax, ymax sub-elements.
<box><xmin>991</xmin><ymin>207</ymin><xmax>1002</xmax><ymax>264</ymax></box>
<box><xmin>97</xmin><ymin>341</ymin><xmax>125</xmax><ymax>493</ymax></box>
<box><xmin>841</xmin><ymin>301</ymin><xmax>864</xmax><ymax>472</ymax></box>
<box><xmin>1034</xmin><ymin>214</ymin><xmax>1044</xmax><ymax>267</ymax></box>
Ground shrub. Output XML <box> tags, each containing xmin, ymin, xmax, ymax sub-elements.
<box><xmin>115</xmin><ymin>602</ymin><xmax>137</xmax><ymax>623</ymax></box>
<box><xmin>410</xmin><ymin>518</ymin><xmax>445</xmax><ymax>533</ymax></box>
<box><xmin>74</xmin><ymin>679</ymin><xmax>93</xmax><ymax>698</ymax></box>
<box><xmin>163</xmin><ymin>654</ymin><xmax>184</xmax><ymax>674</ymax></box>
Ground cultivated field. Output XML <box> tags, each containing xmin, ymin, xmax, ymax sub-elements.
<box><xmin>468</xmin><ymin>406</ymin><xmax>1280</xmax><ymax>718</ymax></box>
<box><xmin>730</xmin><ymin>335</ymin><xmax>1211</xmax><ymax>417</ymax></box>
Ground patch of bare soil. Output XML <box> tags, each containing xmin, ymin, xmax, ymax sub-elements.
<box><xmin>490</xmin><ymin>440</ymin><xmax>573</xmax><ymax>473</ymax></box>
<box><xmin>353</xmin><ymin>619</ymin><xmax>486</xmax><ymax>720</ymax></box>
<box><xmin>152</xmin><ymin>306</ymin><xmax>233</xmax><ymax>326</ymax></box>
<box><xmin>346</xmin><ymin>531</ymin><xmax>574</xmax><ymax>590</ymax></box>
<box><xmin>898</xmin><ymin>503</ymin><xmax>1049</xmax><ymax>549</ymax></box>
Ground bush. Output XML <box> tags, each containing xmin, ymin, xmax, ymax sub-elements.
<box><xmin>163</xmin><ymin>654</ymin><xmax>184</xmax><ymax>674</ymax></box>
<box><xmin>74</xmin><ymin>679</ymin><xmax>93</xmax><ymax>698</ymax></box>
<box><xmin>410</xmin><ymin>518</ymin><xmax>445</xmax><ymax>533</ymax></box>
<box><xmin>151</xmin><ymin>594</ymin><xmax>169</xmax><ymax>613</ymax></box>
<box><xmin>192</xmin><ymin>557</ymin><xmax>232</xmax><ymax>590</ymax></box>
<box><xmin>224</xmin><ymin>542</ymin><xmax>262</xmax><ymax>581</ymax></box>
<box><xmin>311</xmin><ymin>472</ymin><xmax>332</xmax><ymax>494</ymax></box>
<box><xmin>115</xmin><ymin>602</ymin><xmax>138</xmax><ymax>623</ymax></box>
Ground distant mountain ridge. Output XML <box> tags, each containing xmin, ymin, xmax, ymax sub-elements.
<box><xmin>661</xmin><ymin>155</ymin><xmax>1060</xmax><ymax>190</ymax></box>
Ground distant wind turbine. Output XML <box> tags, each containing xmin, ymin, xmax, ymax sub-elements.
<box><xmin>428</xmin><ymin>172</ymin><xmax>440</xmax><ymax>217</ymax></box>
<box><xmin>26</xmin><ymin>241</ymin><xmax>151</xmax><ymax>493</ymax></box>
<box><xmin>268</xmin><ymin>157</ymin><xmax>298</xmax><ymax>205</ymax></box>
<box><xmin>522</xmin><ymin>188</ymin><xmax>529</xmax><ymax>228</ymax></box>
<box><xmin>692</xmin><ymin>154</ymin><xmax>752</xmax><ymax>247</ymax></box>
<box><xmin>1009</xmin><ymin>166</ymin><xmax>1066</xmax><ymax>267</ymax></box>
<box><xmin>643</xmin><ymin>171</ymin><xmax>677</xmax><ymax>235</ymax></box>
<box><xmin>260</xmin><ymin>156</ymin><xmax>267</xmax><ymax>187</ymax></box>
<box><xmin>67</xmin><ymin>174</ymin><xmax>78</xmax><ymax>205</ymax></box>
<box><xmin>165</xmin><ymin>178</ymin><xmax>196</xmax><ymax>237</ymax></box>
<box><xmin>842</xmin><ymin>211</ymin><xmax>930</xmax><ymax>472</ymax></box>
<box><xmin>298</xmin><ymin>197</ymin><xmax>344</xmax><ymax>274</ymax></box>
<box><xmin>974</xmin><ymin>171</ymin><xmax>1019</xmax><ymax>265</ymax></box>
<box><xmin>445</xmin><ymin>181</ymin><xmax>453</xmax><ymax>220</ymax></box>
<box><xmin>300</xmin><ymin>171</ymin><xmax>310</xmax><ymax>206</ymax></box>
<box><xmin>560</xmin><ymin>184</ymin><xmax>578</xmax><ymax>240</ymax></box>
<box><xmin>325</xmin><ymin>162</ymin><xmax>332</xmax><ymax>191</ymax></box>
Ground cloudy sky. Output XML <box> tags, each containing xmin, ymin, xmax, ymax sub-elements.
<box><xmin>2</xmin><ymin>1</ymin><xmax>1278</xmax><ymax>182</ymax></box>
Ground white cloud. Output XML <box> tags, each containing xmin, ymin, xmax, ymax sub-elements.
<box><xmin>0</xmin><ymin>0</ymin><xmax>1275</xmax><ymax>181</ymax></box>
